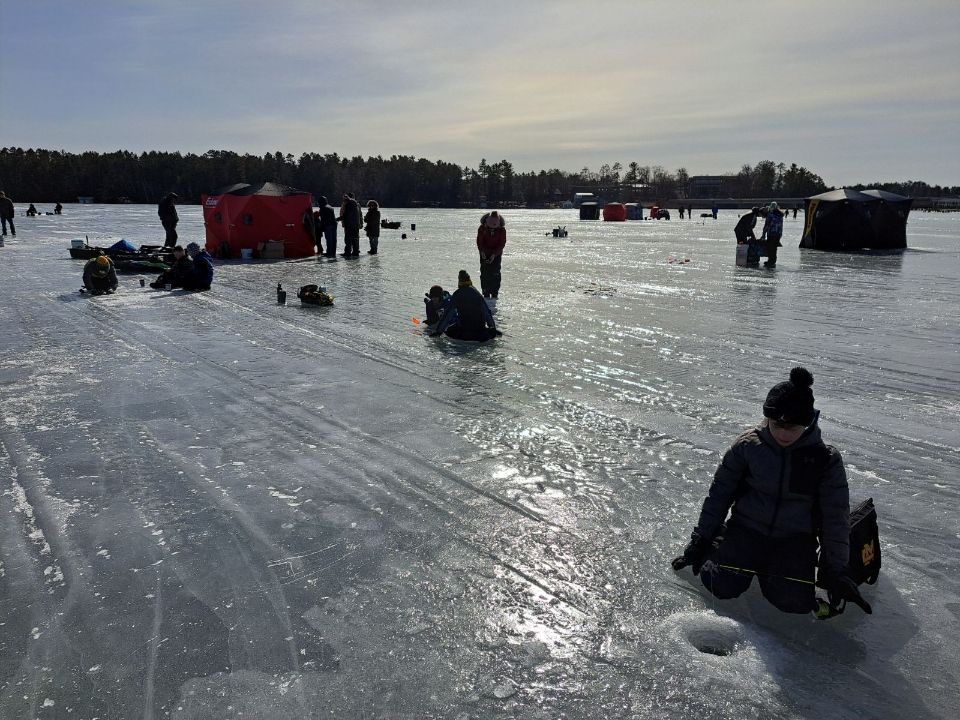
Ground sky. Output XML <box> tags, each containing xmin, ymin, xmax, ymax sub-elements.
<box><xmin>1</xmin><ymin>0</ymin><xmax>959</xmax><ymax>186</ymax></box>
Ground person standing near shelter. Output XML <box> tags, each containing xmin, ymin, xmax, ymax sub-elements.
<box><xmin>364</xmin><ymin>200</ymin><xmax>381</xmax><ymax>254</ymax></box>
<box><xmin>338</xmin><ymin>193</ymin><xmax>362</xmax><ymax>257</ymax></box>
<box><xmin>0</xmin><ymin>191</ymin><xmax>16</xmax><ymax>237</ymax></box>
<box><xmin>759</xmin><ymin>201</ymin><xmax>784</xmax><ymax>268</ymax></box>
<box><xmin>477</xmin><ymin>211</ymin><xmax>506</xmax><ymax>299</ymax></box>
<box><xmin>317</xmin><ymin>195</ymin><xmax>338</xmax><ymax>258</ymax></box>
<box><xmin>158</xmin><ymin>192</ymin><xmax>179</xmax><ymax>247</ymax></box>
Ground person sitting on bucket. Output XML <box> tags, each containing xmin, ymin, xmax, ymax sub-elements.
<box><xmin>184</xmin><ymin>242</ymin><xmax>213</xmax><ymax>291</ymax></box>
<box><xmin>671</xmin><ymin>367</ymin><xmax>872</xmax><ymax>617</ymax></box>
<box><xmin>82</xmin><ymin>253</ymin><xmax>119</xmax><ymax>295</ymax></box>
<box><xmin>424</xmin><ymin>285</ymin><xmax>452</xmax><ymax>326</ymax></box>
<box><xmin>431</xmin><ymin>270</ymin><xmax>499</xmax><ymax>341</ymax></box>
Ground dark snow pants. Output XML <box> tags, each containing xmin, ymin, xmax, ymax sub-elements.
<box><xmin>1</xmin><ymin>216</ymin><xmax>14</xmax><ymax>235</ymax></box>
<box><xmin>162</xmin><ymin>219</ymin><xmax>178</xmax><ymax>247</ymax></box>
<box><xmin>343</xmin><ymin>228</ymin><xmax>360</xmax><ymax>256</ymax></box>
<box><xmin>479</xmin><ymin>256</ymin><xmax>502</xmax><ymax>297</ymax></box>
<box><xmin>700</xmin><ymin>521</ymin><xmax>818</xmax><ymax>614</ymax></box>
<box><xmin>765</xmin><ymin>233</ymin><xmax>782</xmax><ymax>266</ymax></box>
<box><xmin>323</xmin><ymin>225</ymin><xmax>337</xmax><ymax>256</ymax></box>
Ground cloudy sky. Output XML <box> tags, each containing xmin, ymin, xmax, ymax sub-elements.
<box><xmin>2</xmin><ymin>0</ymin><xmax>958</xmax><ymax>186</ymax></box>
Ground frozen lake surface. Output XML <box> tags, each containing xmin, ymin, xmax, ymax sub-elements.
<box><xmin>1</xmin><ymin>205</ymin><xmax>958</xmax><ymax>719</ymax></box>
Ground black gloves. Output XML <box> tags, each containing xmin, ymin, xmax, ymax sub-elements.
<box><xmin>671</xmin><ymin>531</ymin><xmax>711</xmax><ymax>575</ymax></box>
<box><xmin>825</xmin><ymin>573</ymin><xmax>873</xmax><ymax>614</ymax></box>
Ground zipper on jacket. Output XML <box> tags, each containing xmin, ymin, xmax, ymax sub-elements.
<box><xmin>767</xmin><ymin>450</ymin><xmax>787</xmax><ymax>535</ymax></box>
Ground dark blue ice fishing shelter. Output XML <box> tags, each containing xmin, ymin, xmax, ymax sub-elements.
<box><xmin>801</xmin><ymin>188</ymin><xmax>911</xmax><ymax>251</ymax></box>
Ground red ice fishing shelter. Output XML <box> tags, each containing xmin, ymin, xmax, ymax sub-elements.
<box><xmin>201</xmin><ymin>181</ymin><xmax>317</xmax><ymax>259</ymax></box>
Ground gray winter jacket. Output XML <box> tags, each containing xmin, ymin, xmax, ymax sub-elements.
<box><xmin>694</xmin><ymin>421</ymin><xmax>850</xmax><ymax>574</ymax></box>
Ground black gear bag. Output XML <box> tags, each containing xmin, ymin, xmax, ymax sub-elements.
<box><xmin>847</xmin><ymin>497</ymin><xmax>881</xmax><ymax>585</ymax></box>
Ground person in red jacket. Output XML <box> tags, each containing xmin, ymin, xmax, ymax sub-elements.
<box><xmin>476</xmin><ymin>211</ymin><xmax>506</xmax><ymax>298</ymax></box>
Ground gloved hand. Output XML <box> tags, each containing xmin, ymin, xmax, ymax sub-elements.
<box><xmin>825</xmin><ymin>573</ymin><xmax>873</xmax><ymax>614</ymax></box>
<box><xmin>671</xmin><ymin>531</ymin><xmax>710</xmax><ymax>575</ymax></box>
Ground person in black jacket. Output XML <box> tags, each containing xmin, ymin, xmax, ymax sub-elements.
<box><xmin>149</xmin><ymin>245</ymin><xmax>193</xmax><ymax>288</ymax></box>
<box><xmin>432</xmin><ymin>270</ymin><xmax>499</xmax><ymax>341</ymax></box>
<box><xmin>0</xmin><ymin>191</ymin><xmax>15</xmax><ymax>236</ymax></box>
<box><xmin>734</xmin><ymin>207</ymin><xmax>759</xmax><ymax>244</ymax></box>
<box><xmin>337</xmin><ymin>193</ymin><xmax>362</xmax><ymax>257</ymax></box>
<box><xmin>158</xmin><ymin>192</ymin><xmax>179</xmax><ymax>247</ymax></box>
<box><xmin>671</xmin><ymin>367</ymin><xmax>872</xmax><ymax>616</ymax></box>
<box><xmin>316</xmin><ymin>195</ymin><xmax>338</xmax><ymax>258</ymax></box>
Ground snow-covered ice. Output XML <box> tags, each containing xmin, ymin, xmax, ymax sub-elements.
<box><xmin>0</xmin><ymin>205</ymin><xmax>958</xmax><ymax>719</ymax></box>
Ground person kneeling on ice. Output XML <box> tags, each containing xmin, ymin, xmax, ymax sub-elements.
<box><xmin>431</xmin><ymin>270</ymin><xmax>500</xmax><ymax>341</ymax></box>
<box><xmin>184</xmin><ymin>241</ymin><xmax>213</xmax><ymax>291</ymax></box>
<box><xmin>671</xmin><ymin>367</ymin><xmax>872</xmax><ymax>617</ymax></box>
<box><xmin>82</xmin><ymin>253</ymin><xmax>119</xmax><ymax>295</ymax></box>
<box><xmin>424</xmin><ymin>285</ymin><xmax>452</xmax><ymax>326</ymax></box>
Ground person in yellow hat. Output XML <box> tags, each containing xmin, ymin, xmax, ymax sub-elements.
<box><xmin>82</xmin><ymin>253</ymin><xmax>118</xmax><ymax>295</ymax></box>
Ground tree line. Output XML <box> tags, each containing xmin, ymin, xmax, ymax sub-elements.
<box><xmin>1</xmin><ymin>147</ymin><xmax>956</xmax><ymax>206</ymax></box>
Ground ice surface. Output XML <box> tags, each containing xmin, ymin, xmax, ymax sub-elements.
<box><xmin>0</xmin><ymin>205</ymin><xmax>958</xmax><ymax>719</ymax></box>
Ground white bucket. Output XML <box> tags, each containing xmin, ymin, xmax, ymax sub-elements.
<box><xmin>240</xmin><ymin>248</ymin><xmax>253</xmax><ymax>260</ymax></box>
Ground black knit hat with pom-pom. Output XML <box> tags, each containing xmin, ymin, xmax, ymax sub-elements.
<box><xmin>763</xmin><ymin>367</ymin><xmax>816</xmax><ymax>425</ymax></box>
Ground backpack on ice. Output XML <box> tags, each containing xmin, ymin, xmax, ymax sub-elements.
<box><xmin>297</xmin><ymin>284</ymin><xmax>333</xmax><ymax>306</ymax></box>
<box><xmin>846</xmin><ymin>497</ymin><xmax>881</xmax><ymax>585</ymax></box>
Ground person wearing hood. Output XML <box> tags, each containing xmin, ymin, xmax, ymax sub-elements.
<box><xmin>759</xmin><ymin>201</ymin><xmax>784</xmax><ymax>268</ymax></box>
<box><xmin>26</xmin><ymin>203</ymin><xmax>38</xmax><ymax>217</ymax></box>
<box><xmin>671</xmin><ymin>367</ymin><xmax>871</xmax><ymax>616</ymax></box>
<box><xmin>316</xmin><ymin>195</ymin><xmax>338</xmax><ymax>258</ymax></box>
<box><xmin>82</xmin><ymin>253</ymin><xmax>119</xmax><ymax>295</ymax></box>
<box><xmin>337</xmin><ymin>193</ymin><xmax>363</xmax><ymax>257</ymax></box>
<box><xmin>477</xmin><ymin>211</ymin><xmax>506</xmax><ymax>299</ymax></box>
<box><xmin>364</xmin><ymin>200</ymin><xmax>381</xmax><ymax>254</ymax></box>
<box><xmin>431</xmin><ymin>270</ymin><xmax>499</xmax><ymax>341</ymax></box>
<box><xmin>183</xmin><ymin>242</ymin><xmax>213</xmax><ymax>290</ymax></box>
<box><xmin>158</xmin><ymin>192</ymin><xmax>179</xmax><ymax>247</ymax></box>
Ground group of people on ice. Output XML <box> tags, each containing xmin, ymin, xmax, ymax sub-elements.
<box><xmin>149</xmin><ymin>242</ymin><xmax>214</xmax><ymax>291</ymax></box>
<box><xmin>26</xmin><ymin>187</ymin><xmax>882</xmax><ymax>620</ymax></box>
<box><xmin>734</xmin><ymin>202</ymin><xmax>785</xmax><ymax>268</ymax></box>
<box><xmin>81</xmin><ymin>241</ymin><xmax>214</xmax><ymax>295</ymax></box>
<box><xmin>312</xmin><ymin>193</ymin><xmax>381</xmax><ymax>258</ymax></box>
<box><xmin>422</xmin><ymin>211</ymin><xmax>505</xmax><ymax>342</ymax></box>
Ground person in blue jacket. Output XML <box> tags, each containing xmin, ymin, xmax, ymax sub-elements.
<box><xmin>431</xmin><ymin>270</ymin><xmax>499</xmax><ymax>341</ymax></box>
<box><xmin>424</xmin><ymin>285</ymin><xmax>453</xmax><ymax>326</ymax></box>
<box><xmin>759</xmin><ymin>202</ymin><xmax>784</xmax><ymax>268</ymax></box>
<box><xmin>184</xmin><ymin>242</ymin><xmax>213</xmax><ymax>290</ymax></box>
